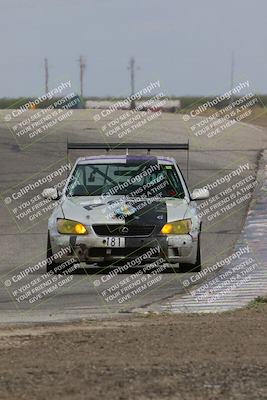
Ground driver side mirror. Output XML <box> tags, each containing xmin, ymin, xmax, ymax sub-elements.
<box><xmin>42</xmin><ymin>188</ymin><xmax>61</xmax><ymax>200</ymax></box>
<box><xmin>191</xmin><ymin>188</ymin><xmax>210</xmax><ymax>201</ymax></box>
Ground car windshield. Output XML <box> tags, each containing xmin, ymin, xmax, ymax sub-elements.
<box><xmin>66</xmin><ymin>162</ymin><xmax>185</xmax><ymax>199</ymax></box>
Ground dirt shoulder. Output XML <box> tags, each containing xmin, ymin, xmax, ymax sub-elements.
<box><xmin>0</xmin><ymin>303</ymin><xmax>266</xmax><ymax>400</ymax></box>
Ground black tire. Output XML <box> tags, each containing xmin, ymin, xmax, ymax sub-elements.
<box><xmin>46</xmin><ymin>233</ymin><xmax>58</xmax><ymax>273</ymax></box>
<box><xmin>179</xmin><ymin>237</ymin><xmax>201</xmax><ymax>273</ymax></box>
<box><xmin>46</xmin><ymin>233</ymin><xmax>78</xmax><ymax>274</ymax></box>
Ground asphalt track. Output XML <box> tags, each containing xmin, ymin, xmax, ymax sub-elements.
<box><xmin>0</xmin><ymin>109</ymin><xmax>266</xmax><ymax>323</ymax></box>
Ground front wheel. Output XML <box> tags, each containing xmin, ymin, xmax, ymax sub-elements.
<box><xmin>46</xmin><ymin>233</ymin><xmax>75</xmax><ymax>274</ymax></box>
<box><xmin>179</xmin><ymin>238</ymin><xmax>201</xmax><ymax>273</ymax></box>
<box><xmin>46</xmin><ymin>233</ymin><xmax>59</xmax><ymax>273</ymax></box>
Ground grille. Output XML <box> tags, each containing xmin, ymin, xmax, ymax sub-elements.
<box><xmin>92</xmin><ymin>224</ymin><xmax>155</xmax><ymax>237</ymax></box>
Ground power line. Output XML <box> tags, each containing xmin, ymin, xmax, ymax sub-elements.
<box><xmin>230</xmin><ymin>51</ymin><xmax>235</xmax><ymax>105</ymax></box>
<box><xmin>78</xmin><ymin>55</ymin><xmax>86</xmax><ymax>98</ymax></box>
<box><xmin>128</xmin><ymin>57</ymin><xmax>136</xmax><ymax>109</ymax></box>
<box><xmin>44</xmin><ymin>58</ymin><xmax>49</xmax><ymax>93</ymax></box>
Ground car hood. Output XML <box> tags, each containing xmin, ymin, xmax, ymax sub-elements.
<box><xmin>61</xmin><ymin>195</ymin><xmax>189</xmax><ymax>225</ymax></box>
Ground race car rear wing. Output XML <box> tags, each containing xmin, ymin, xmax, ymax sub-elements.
<box><xmin>67</xmin><ymin>141</ymin><xmax>190</xmax><ymax>178</ymax></box>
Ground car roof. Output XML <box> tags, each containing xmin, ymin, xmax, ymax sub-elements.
<box><xmin>76</xmin><ymin>155</ymin><xmax>176</xmax><ymax>165</ymax></box>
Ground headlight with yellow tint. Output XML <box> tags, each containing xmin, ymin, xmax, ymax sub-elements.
<box><xmin>161</xmin><ymin>219</ymin><xmax>192</xmax><ymax>235</ymax></box>
<box><xmin>57</xmin><ymin>219</ymin><xmax>88</xmax><ymax>235</ymax></box>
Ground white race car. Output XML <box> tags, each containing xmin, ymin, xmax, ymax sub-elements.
<box><xmin>42</xmin><ymin>143</ymin><xmax>209</xmax><ymax>273</ymax></box>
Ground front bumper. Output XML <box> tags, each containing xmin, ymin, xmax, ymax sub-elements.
<box><xmin>49</xmin><ymin>231</ymin><xmax>198</xmax><ymax>266</ymax></box>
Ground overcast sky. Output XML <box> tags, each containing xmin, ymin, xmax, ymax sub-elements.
<box><xmin>1</xmin><ymin>0</ymin><xmax>266</xmax><ymax>98</ymax></box>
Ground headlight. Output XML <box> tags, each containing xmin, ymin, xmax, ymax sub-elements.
<box><xmin>161</xmin><ymin>219</ymin><xmax>192</xmax><ymax>235</ymax></box>
<box><xmin>57</xmin><ymin>219</ymin><xmax>88</xmax><ymax>235</ymax></box>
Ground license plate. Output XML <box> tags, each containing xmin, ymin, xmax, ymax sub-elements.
<box><xmin>105</xmin><ymin>237</ymin><xmax>125</xmax><ymax>247</ymax></box>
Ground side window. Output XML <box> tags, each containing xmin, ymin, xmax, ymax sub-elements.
<box><xmin>75</xmin><ymin>167</ymin><xmax>85</xmax><ymax>185</ymax></box>
<box><xmin>66</xmin><ymin>166</ymin><xmax>85</xmax><ymax>196</ymax></box>
<box><xmin>161</xmin><ymin>165</ymin><xmax>185</xmax><ymax>198</ymax></box>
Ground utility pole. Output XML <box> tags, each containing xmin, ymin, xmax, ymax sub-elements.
<box><xmin>79</xmin><ymin>55</ymin><xmax>86</xmax><ymax>98</ymax></box>
<box><xmin>230</xmin><ymin>51</ymin><xmax>235</xmax><ymax>105</ymax></box>
<box><xmin>44</xmin><ymin>58</ymin><xmax>49</xmax><ymax>93</ymax></box>
<box><xmin>128</xmin><ymin>57</ymin><xmax>136</xmax><ymax>109</ymax></box>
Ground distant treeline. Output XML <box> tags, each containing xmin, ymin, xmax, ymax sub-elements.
<box><xmin>175</xmin><ymin>96</ymin><xmax>266</xmax><ymax>110</ymax></box>
<box><xmin>0</xmin><ymin>96</ymin><xmax>266</xmax><ymax>110</ymax></box>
